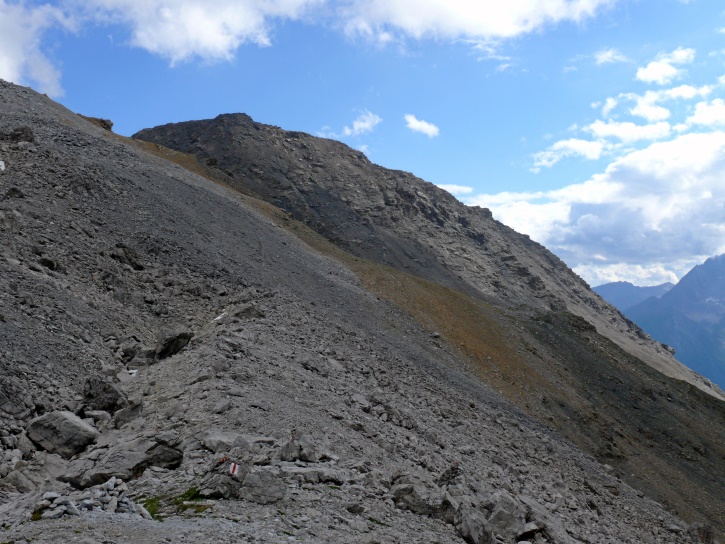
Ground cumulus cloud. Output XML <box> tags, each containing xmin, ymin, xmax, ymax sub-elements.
<box><xmin>469</xmin><ymin>132</ymin><xmax>725</xmax><ymax>285</ymax></box>
<box><xmin>0</xmin><ymin>1</ymin><xmax>74</xmax><ymax>96</ymax></box>
<box><xmin>585</xmin><ymin>119</ymin><xmax>670</xmax><ymax>142</ymax></box>
<box><xmin>532</xmin><ymin>138</ymin><xmax>605</xmax><ymax>170</ymax></box>
<box><xmin>339</xmin><ymin>0</ymin><xmax>616</xmax><ymax>42</ymax></box>
<box><xmin>437</xmin><ymin>184</ymin><xmax>473</xmax><ymax>195</ymax></box>
<box><xmin>635</xmin><ymin>47</ymin><xmax>695</xmax><ymax>85</ymax></box>
<box><xmin>621</xmin><ymin>84</ymin><xmax>712</xmax><ymax>122</ymax></box>
<box><xmin>686</xmin><ymin>98</ymin><xmax>725</xmax><ymax>126</ymax></box>
<box><xmin>1</xmin><ymin>1</ymin><xmax>621</xmax><ymax>92</ymax></box>
<box><xmin>77</xmin><ymin>0</ymin><xmax>322</xmax><ymax>64</ymax></box>
<box><xmin>404</xmin><ymin>114</ymin><xmax>439</xmax><ymax>138</ymax></box>
<box><xmin>595</xmin><ymin>47</ymin><xmax>628</xmax><ymax>65</ymax></box>
<box><xmin>343</xmin><ymin>110</ymin><xmax>382</xmax><ymax>136</ymax></box>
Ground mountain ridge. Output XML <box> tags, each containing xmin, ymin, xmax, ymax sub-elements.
<box><xmin>594</xmin><ymin>281</ymin><xmax>675</xmax><ymax>312</ymax></box>
<box><xmin>134</xmin><ymin>113</ymin><xmax>721</xmax><ymax>401</ymax></box>
<box><xmin>0</xmin><ymin>81</ymin><xmax>723</xmax><ymax>542</ymax></box>
<box><xmin>627</xmin><ymin>255</ymin><xmax>725</xmax><ymax>388</ymax></box>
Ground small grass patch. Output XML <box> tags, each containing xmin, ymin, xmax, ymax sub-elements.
<box><xmin>140</xmin><ymin>497</ymin><xmax>162</xmax><ymax>520</ymax></box>
<box><xmin>171</xmin><ymin>487</ymin><xmax>203</xmax><ymax>505</ymax></box>
<box><xmin>367</xmin><ymin>516</ymin><xmax>389</xmax><ymax>527</ymax></box>
<box><xmin>29</xmin><ymin>511</ymin><xmax>42</xmax><ymax>522</ymax></box>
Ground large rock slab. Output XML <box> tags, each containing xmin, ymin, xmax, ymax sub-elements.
<box><xmin>240</xmin><ymin>470</ymin><xmax>287</xmax><ymax>504</ymax></box>
<box><xmin>27</xmin><ymin>412</ymin><xmax>99</xmax><ymax>459</ymax></box>
<box><xmin>63</xmin><ymin>434</ymin><xmax>183</xmax><ymax>488</ymax></box>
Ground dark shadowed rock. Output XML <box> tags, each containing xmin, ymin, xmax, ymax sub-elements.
<box><xmin>108</xmin><ymin>244</ymin><xmax>144</xmax><ymax>271</ymax></box>
<box><xmin>0</xmin><ymin>377</ymin><xmax>35</xmax><ymax>419</ymax></box>
<box><xmin>1</xmin><ymin>126</ymin><xmax>34</xmax><ymax>143</ymax></box>
<box><xmin>84</xmin><ymin>377</ymin><xmax>128</xmax><ymax>414</ymax></box>
<box><xmin>155</xmin><ymin>329</ymin><xmax>193</xmax><ymax>360</ymax></box>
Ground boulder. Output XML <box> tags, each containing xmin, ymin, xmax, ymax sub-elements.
<box><xmin>63</xmin><ymin>434</ymin><xmax>183</xmax><ymax>488</ymax></box>
<box><xmin>112</xmin><ymin>400</ymin><xmax>143</xmax><ymax>429</ymax></box>
<box><xmin>484</xmin><ymin>490</ymin><xmax>526</xmax><ymax>540</ymax></box>
<box><xmin>202</xmin><ymin>430</ymin><xmax>239</xmax><ymax>453</ymax></box>
<box><xmin>27</xmin><ymin>411</ymin><xmax>99</xmax><ymax>459</ymax></box>
<box><xmin>454</xmin><ymin>505</ymin><xmax>493</xmax><ymax>544</ymax></box>
<box><xmin>198</xmin><ymin>458</ymin><xmax>248</xmax><ymax>499</ymax></box>
<box><xmin>240</xmin><ymin>470</ymin><xmax>287</xmax><ymax>504</ymax></box>
<box><xmin>390</xmin><ymin>474</ymin><xmax>445</xmax><ymax>517</ymax></box>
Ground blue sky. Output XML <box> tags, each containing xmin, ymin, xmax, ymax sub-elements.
<box><xmin>2</xmin><ymin>0</ymin><xmax>725</xmax><ymax>287</ymax></box>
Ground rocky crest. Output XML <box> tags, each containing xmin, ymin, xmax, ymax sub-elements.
<box><xmin>0</xmin><ymin>81</ymin><xmax>723</xmax><ymax>542</ymax></box>
<box><xmin>134</xmin><ymin>113</ymin><xmax>719</xmax><ymax>399</ymax></box>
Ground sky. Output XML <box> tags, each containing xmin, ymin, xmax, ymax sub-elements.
<box><xmin>1</xmin><ymin>0</ymin><xmax>725</xmax><ymax>287</ymax></box>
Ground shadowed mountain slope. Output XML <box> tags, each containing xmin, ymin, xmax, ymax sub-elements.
<box><xmin>132</xmin><ymin>113</ymin><xmax>725</xmax><ymax>534</ymax></box>
<box><xmin>0</xmin><ymin>81</ymin><xmax>722</xmax><ymax>542</ymax></box>
<box><xmin>134</xmin><ymin>114</ymin><xmax>719</xmax><ymax>400</ymax></box>
<box><xmin>627</xmin><ymin>255</ymin><xmax>725</xmax><ymax>388</ymax></box>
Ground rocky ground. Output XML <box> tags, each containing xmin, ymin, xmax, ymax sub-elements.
<box><xmin>134</xmin><ymin>114</ymin><xmax>723</xmax><ymax>400</ymax></box>
<box><xmin>0</xmin><ymin>80</ymin><xmax>721</xmax><ymax>543</ymax></box>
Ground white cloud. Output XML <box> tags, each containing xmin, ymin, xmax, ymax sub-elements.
<box><xmin>625</xmin><ymin>84</ymin><xmax>712</xmax><ymax>122</ymax></box>
<box><xmin>339</xmin><ymin>0</ymin><xmax>617</xmax><ymax>42</ymax></box>
<box><xmin>78</xmin><ymin>0</ymin><xmax>322</xmax><ymax>64</ymax></box>
<box><xmin>532</xmin><ymin>138</ymin><xmax>605</xmax><ymax>169</ymax></box>
<box><xmin>343</xmin><ymin>110</ymin><xmax>382</xmax><ymax>136</ymax></box>
<box><xmin>404</xmin><ymin>114</ymin><xmax>439</xmax><ymax>138</ymax></box>
<box><xmin>601</xmin><ymin>97</ymin><xmax>618</xmax><ymax>117</ymax></box>
<box><xmin>468</xmin><ymin>132</ymin><xmax>725</xmax><ymax>285</ymax></box>
<box><xmin>0</xmin><ymin>1</ymin><xmax>74</xmax><ymax>96</ymax></box>
<box><xmin>319</xmin><ymin>110</ymin><xmax>382</xmax><ymax>139</ymax></box>
<box><xmin>635</xmin><ymin>47</ymin><xmax>695</xmax><ymax>85</ymax></box>
<box><xmin>574</xmin><ymin>262</ymin><xmax>684</xmax><ymax>287</ymax></box>
<box><xmin>437</xmin><ymin>184</ymin><xmax>473</xmax><ymax>195</ymax></box>
<box><xmin>585</xmin><ymin>119</ymin><xmax>671</xmax><ymax>142</ymax></box>
<box><xmin>0</xmin><ymin>1</ymin><xmax>622</xmax><ymax>94</ymax></box>
<box><xmin>595</xmin><ymin>47</ymin><xmax>628</xmax><ymax>65</ymax></box>
<box><xmin>686</xmin><ymin>98</ymin><xmax>725</xmax><ymax>126</ymax></box>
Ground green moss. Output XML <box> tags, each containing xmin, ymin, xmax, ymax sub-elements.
<box><xmin>30</xmin><ymin>511</ymin><xmax>42</xmax><ymax>522</ymax></box>
<box><xmin>172</xmin><ymin>487</ymin><xmax>202</xmax><ymax>505</ymax></box>
<box><xmin>141</xmin><ymin>497</ymin><xmax>162</xmax><ymax>520</ymax></box>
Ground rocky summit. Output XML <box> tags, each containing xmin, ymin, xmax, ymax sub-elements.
<box><xmin>0</xmin><ymin>79</ymin><xmax>723</xmax><ymax>544</ymax></box>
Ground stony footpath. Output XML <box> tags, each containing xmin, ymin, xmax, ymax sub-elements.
<box><xmin>0</xmin><ymin>80</ymin><xmax>720</xmax><ymax>543</ymax></box>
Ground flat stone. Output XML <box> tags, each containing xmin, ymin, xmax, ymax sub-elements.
<box><xmin>27</xmin><ymin>411</ymin><xmax>99</xmax><ymax>459</ymax></box>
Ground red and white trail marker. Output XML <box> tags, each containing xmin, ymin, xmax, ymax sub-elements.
<box><xmin>230</xmin><ymin>462</ymin><xmax>239</xmax><ymax>476</ymax></box>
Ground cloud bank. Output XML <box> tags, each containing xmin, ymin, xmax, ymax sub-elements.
<box><xmin>474</xmin><ymin>131</ymin><xmax>725</xmax><ymax>286</ymax></box>
<box><xmin>0</xmin><ymin>0</ymin><xmax>619</xmax><ymax>95</ymax></box>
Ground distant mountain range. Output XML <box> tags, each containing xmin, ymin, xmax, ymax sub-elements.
<box><xmin>597</xmin><ymin>256</ymin><xmax>725</xmax><ymax>388</ymax></box>
<box><xmin>594</xmin><ymin>281</ymin><xmax>674</xmax><ymax>312</ymax></box>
